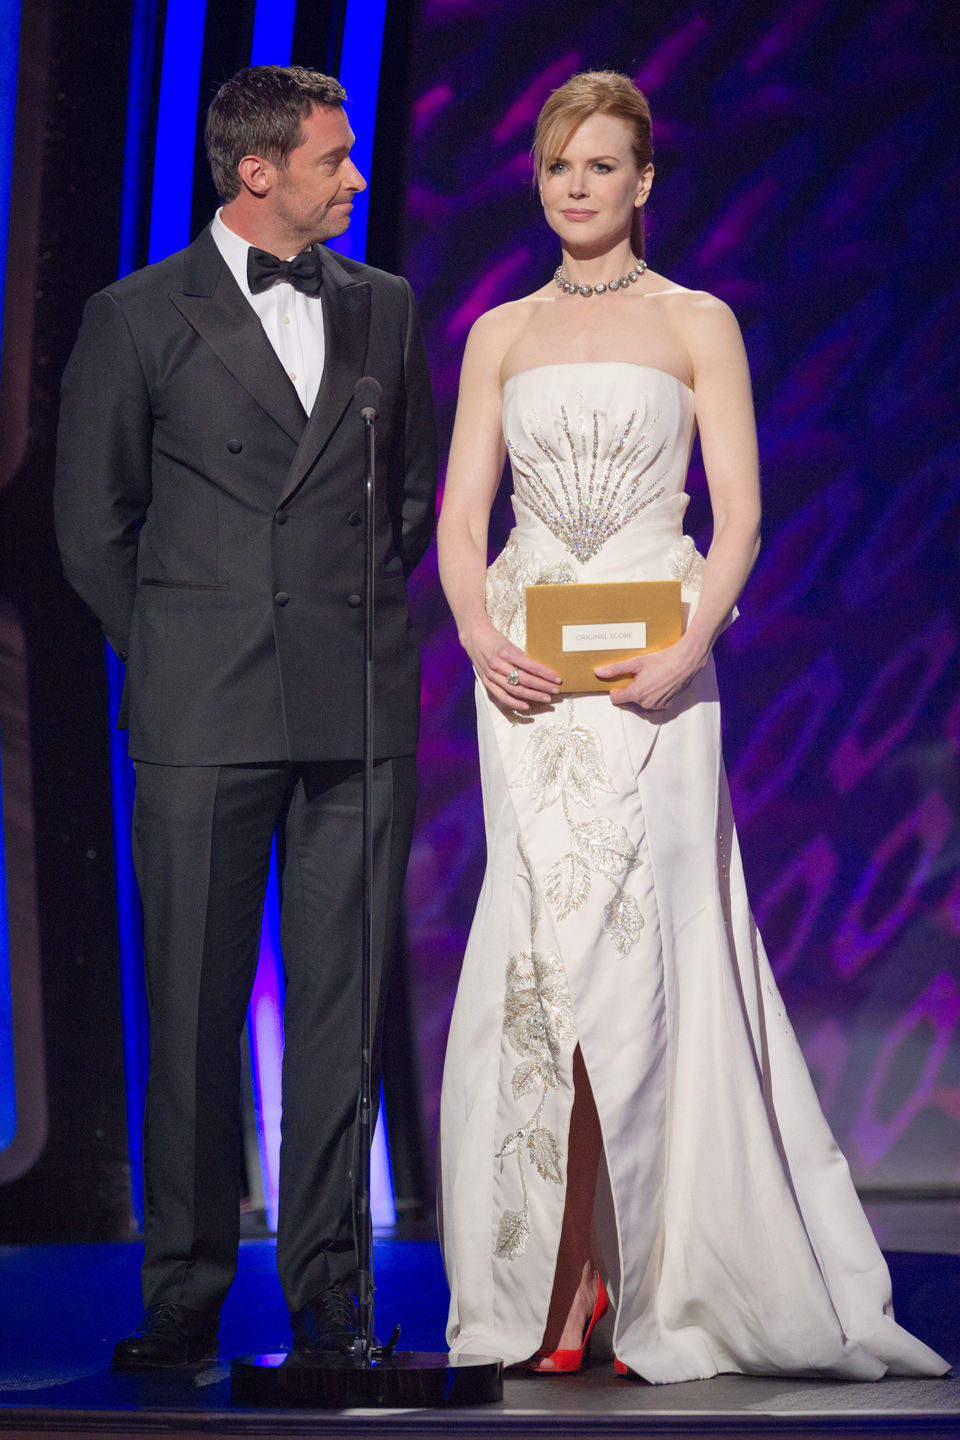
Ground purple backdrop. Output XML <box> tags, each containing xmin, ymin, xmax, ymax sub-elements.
<box><xmin>399</xmin><ymin>0</ymin><xmax>960</xmax><ymax>1188</ymax></box>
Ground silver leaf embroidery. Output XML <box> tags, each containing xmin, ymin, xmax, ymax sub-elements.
<box><xmin>545</xmin><ymin>852</ymin><xmax>591</xmax><ymax>919</ymax></box>
<box><xmin>570</xmin><ymin>816</ymin><xmax>639</xmax><ymax>881</ymax></box>
<box><xmin>518</xmin><ymin>833</ymin><xmax>541</xmax><ymax>937</ymax></box>
<box><xmin>503</xmin><ymin>950</ymin><xmax>577</xmax><ymax>1065</ymax></box>
<box><xmin>485</xmin><ymin>535</ymin><xmax>575</xmax><ymax>649</ymax></box>
<box><xmin>495</xmin><ymin>1207</ymin><xmax>531</xmax><ymax>1262</ymax></box>
<box><xmin>512</xmin><ymin>702</ymin><xmax>643</xmax><ymax>957</ymax></box>
<box><xmin>513</xmin><ymin>707</ymin><xmax>614</xmax><ymax>812</ymax></box>
<box><xmin>495</xmin><ymin>945</ymin><xmax>575</xmax><ymax>1261</ymax></box>
<box><xmin>496</xmin><ymin>1129</ymin><xmax>524</xmax><ymax>1166</ymax></box>
<box><xmin>665</xmin><ymin>534</ymin><xmax>706</xmax><ymax>590</ymax></box>
<box><xmin>512</xmin><ymin>1056</ymin><xmax>553</xmax><ymax>1101</ymax></box>
<box><xmin>527</xmin><ymin>1126</ymin><xmax>563</xmax><ymax>1185</ymax></box>
<box><xmin>603</xmin><ymin>889</ymin><xmax>644</xmax><ymax>955</ymax></box>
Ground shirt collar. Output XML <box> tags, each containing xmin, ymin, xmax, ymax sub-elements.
<box><xmin>211</xmin><ymin>209</ymin><xmax>256</xmax><ymax>298</ymax></box>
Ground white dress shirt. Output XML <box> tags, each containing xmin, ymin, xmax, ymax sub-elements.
<box><xmin>211</xmin><ymin>209</ymin><xmax>326</xmax><ymax>415</ymax></box>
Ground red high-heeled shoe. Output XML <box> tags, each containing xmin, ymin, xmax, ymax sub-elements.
<box><xmin>614</xmin><ymin>1357</ymin><xmax>644</xmax><ymax>1379</ymax></box>
<box><xmin>526</xmin><ymin>1275</ymin><xmax>609</xmax><ymax>1374</ymax></box>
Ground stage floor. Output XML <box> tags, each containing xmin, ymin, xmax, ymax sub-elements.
<box><xmin>0</xmin><ymin>1230</ymin><xmax>958</xmax><ymax>1438</ymax></box>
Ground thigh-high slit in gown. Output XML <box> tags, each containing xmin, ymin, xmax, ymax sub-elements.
<box><xmin>438</xmin><ymin>361</ymin><xmax>948</xmax><ymax>1383</ymax></box>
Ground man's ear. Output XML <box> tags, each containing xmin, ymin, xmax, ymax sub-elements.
<box><xmin>236</xmin><ymin>154</ymin><xmax>273</xmax><ymax>197</ymax></box>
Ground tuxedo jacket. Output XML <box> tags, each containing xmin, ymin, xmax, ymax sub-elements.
<box><xmin>55</xmin><ymin>227</ymin><xmax>437</xmax><ymax>765</ymax></box>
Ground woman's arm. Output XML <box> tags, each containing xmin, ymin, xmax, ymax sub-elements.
<box><xmin>438</xmin><ymin>312</ymin><xmax>561</xmax><ymax>712</ymax></box>
<box><xmin>596</xmin><ymin>294</ymin><xmax>761</xmax><ymax>710</ymax></box>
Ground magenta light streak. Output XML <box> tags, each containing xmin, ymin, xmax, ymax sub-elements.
<box><xmin>833</xmin><ymin>791</ymin><xmax>953</xmax><ymax>981</ymax></box>
<box><xmin>248</xmin><ymin>856</ymin><xmax>396</xmax><ymax>1228</ymax></box>
<box><xmin>745</xmin><ymin>0</ymin><xmax>830</xmax><ymax>74</ymax></box>
<box><xmin>946</xmin><ymin>689</ymin><xmax>960</xmax><ymax>754</ymax></box>
<box><xmin>249</xmin><ymin>856</ymin><xmax>284</xmax><ymax>1229</ymax></box>
<box><xmin>804</xmin><ymin>1020</ymin><xmax>850</xmax><ymax>1114</ymax></box>
<box><xmin>492</xmin><ymin>52</ymin><xmax>580</xmax><ymax>145</ymax></box>
<box><xmin>829</xmin><ymin>612</ymin><xmax>957</xmax><ymax>794</ymax></box>
<box><xmin>729</xmin><ymin>476</ymin><xmax>861</xmax><ymax>652</ymax></box>
<box><xmin>729</xmin><ymin>651</ymin><xmax>842</xmax><ymax>825</ymax></box>
<box><xmin>634</xmin><ymin>15</ymin><xmax>709</xmax><ymax>91</ymax></box>
<box><xmin>852</xmin><ymin>971</ymin><xmax>960</xmax><ymax>1169</ymax></box>
<box><xmin>755</xmin><ymin>834</ymin><xmax>838</xmax><ymax>983</ymax></box>
<box><xmin>695</xmin><ymin>175</ymin><xmax>779</xmax><ymax>268</ymax></box>
<box><xmin>413</xmin><ymin>83</ymin><xmax>454</xmax><ymax>135</ymax></box>
<box><xmin>841</xmin><ymin>449</ymin><xmax>960</xmax><ymax>609</ymax></box>
<box><xmin>445</xmin><ymin>247</ymin><xmax>530</xmax><ymax>340</ymax></box>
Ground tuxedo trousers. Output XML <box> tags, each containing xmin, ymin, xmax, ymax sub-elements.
<box><xmin>131</xmin><ymin>755</ymin><xmax>417</xmax><ymax>1314</ymax></box>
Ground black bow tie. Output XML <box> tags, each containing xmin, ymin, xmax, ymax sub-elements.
<box><xmin>247</xmin><ymin>246</ymin><xmax>324</xmax><ymax>297</ymax></box>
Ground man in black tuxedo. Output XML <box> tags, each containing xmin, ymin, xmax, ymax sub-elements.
<box><xmin>55</xmin><ymin>66</ymin><xmax>436</xmax><ymax>1366</ymax></box>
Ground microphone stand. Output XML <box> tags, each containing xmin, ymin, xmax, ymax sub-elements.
<box><xmin>355</xmin><ymin>373</ymin><xmax>379</xmax><ymax>1361</ymax></box>
<box><xmin>231</xmin><ymin>379</ymin><xmax>501</xmax><ymax>1409</ymax></box>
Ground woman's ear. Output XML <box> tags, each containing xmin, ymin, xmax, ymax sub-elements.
<box><xmin>634</xmin><ymin>162</ymin><xmax>655</xmax><ymax>209</ymax></box>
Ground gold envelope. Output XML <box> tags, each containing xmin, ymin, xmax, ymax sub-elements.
<box><xmin>525</xmin><ymin>581</ymin><xmax>683</xmax><ymax>693</ymax></box>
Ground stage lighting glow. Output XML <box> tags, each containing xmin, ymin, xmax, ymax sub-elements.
<box><xmin>148</xmin><ymin>0</ymin><xmax>208</xmax><ymax>263</ymax></box>
<box><xmin>328</xmin><ymin>0</ymin><xmax>388</xmax><ymax>262</ymax></box>
<box><xmin>106</xmin><ymin>0</ymin><xmax>399</xmax><ymax>1231</ymax></box>
<box><xmin>250</xmin><ymin>0</ymin><xmax>296</xmax><ymax>67</ymax></box>
<box><xmin>0</xmin><ymin>0</ymin><xmax>24</xmax><ymax>377</ymax></box>
<box><xmin>0</xmin><ymin>742</ymin><xmax>15</xmax><ymax>1151</ymax></box>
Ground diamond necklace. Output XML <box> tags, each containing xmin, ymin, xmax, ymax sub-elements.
<box><xmin>554</xmin><ymin>257</ymin><xmax>647</xmax><ymax>296</ymax></box>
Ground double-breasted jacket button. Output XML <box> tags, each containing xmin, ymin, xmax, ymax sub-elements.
<box><xmin>348</xmin><ymin>511</ymin><xmax>362</xmax><ymax>527</ymax></box>
<box><xmin>274</xmin><ymin>591</ymin><xmax>290</xmax><ymax>606</ymax></box>
<box><xmin>226</xmin><ymin>439</ymin><xmax>243</xmax><ymax>453</ymax></box>
<box><xmin>347</xmin><ymin>594</ymin><xmax>362</xmax><ymax>608</ymax></box>
<box><xmin>275</xmin><ymin>511</ymin><xmax>288</xmax><ymax>525</ymax></box>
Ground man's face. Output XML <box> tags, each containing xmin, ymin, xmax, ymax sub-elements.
<box><xmin>272</xmin><ymin>104</ymin><xmax>366</xmax><ymax>249</ymax></box>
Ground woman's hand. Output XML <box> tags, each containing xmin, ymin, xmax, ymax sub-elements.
<box><xmin>594</xmin><ymin>636</ymin><xmax>707</xmax><ymax>712</ymax></box>
<box><xmin>461</xmin><ymin>617</ymin><xmax>562</xmax><ymax>712</ymax></box>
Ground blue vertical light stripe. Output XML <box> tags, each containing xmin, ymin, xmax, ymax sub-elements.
<box><xmin>250</xmin><ymin>0</ymin><xmax>296</xmax><ymax>66</ymax></box>
<box><xmin>328</xmin><ymin>0</ymin><xmax>388</xmax><ymax>262</ymax></box>
<box><xmin>105</xmin><ymin>645</ymin><xmax>147</xmax><ymax>1223</ymax></box>
<box><xmin>107</xmin><ymin>0</ymin><xmax>399</xmax><ymax>1231</ymax></box>
<box><xmin>110</xmin><ymin>0</ymin><xmax>207</xmax><ymax>1223</ymax></box>
<box><xmin>244</xmin><ymin>0</ymin><xmax>298</xmax><ymax>1235</ymax></box>
<box><xmin>0</xmin><ymin>0</ymin><xmax>24</xmax><ymax>375</ymax></box>
<box><xmin>110</xmin><ymin>0</ymin><xmax>159</xmax><ymax>1229</ymax></box>
<box><xmin>328</xmin><ymin>0</ymin><xmax>397</xmax><ymax>1225</ymax></box>
<box><xmin>148</xmin><ymin>0</ymin><xmax>208</xmax><ymax>262</ymax></box>
<box><xmin>243</xmin><ymin>0</ymin><xmax>396</xmax><ymax>1227</ymax></box>
<box><xmin>118</xmin><ymin>0</ymin><xmax>159</xmax><ymax>279</ymax></box>
<box><xmin>0</xmin><ymin>0</ymin><xmax>24</xmax><ymax>1153</ymax></box>
<box><xmin>0</xmin><ymin>743</ymin><xmax>15</xmax><ymax>1150</ymax></box>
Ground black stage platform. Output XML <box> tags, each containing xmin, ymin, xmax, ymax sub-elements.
<box><xmin>1</xmin><ymin>1235</ymin><xmax>958</xmax><ymax>1438</ymax></box>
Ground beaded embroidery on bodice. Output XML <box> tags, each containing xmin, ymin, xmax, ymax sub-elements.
<box><xmin>502</xmin><ymin>362</ymin><xmax>696</xmax><ymax>565</ymax></box>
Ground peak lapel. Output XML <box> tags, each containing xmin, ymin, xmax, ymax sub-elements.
<box><xmin>279</xmin><ymin>251</ymin><xmax>371</xmax><ymax>505</ymax></box>
<box><xmin>171</xmin><ymin>229</ymin><xmax>307</xmax><ymax>447</ymax></box>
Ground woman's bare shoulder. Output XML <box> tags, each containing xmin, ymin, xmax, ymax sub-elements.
<box><xmin>645</xmin><ymin>276</ymin><xmax>744</xmax><ymax>358</ymax></box>
<box><xmin>643</xmin><ymin>272</ymin><xmax>736</xmax><ymax>317</ymax></box>
<box><xmin>464</xmin><ymin>294</ymin><xmax>551</xmax><ymax>368</ymax></box>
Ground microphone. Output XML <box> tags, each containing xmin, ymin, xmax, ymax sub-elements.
<box><xmin>354</xmin><ymin>376</ymin><xmax>381</xmax><ymax>421</ymax></box>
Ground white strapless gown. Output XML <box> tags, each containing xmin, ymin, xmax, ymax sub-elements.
<box><xmin>438</xmin><ymin>363</ymin><xmax>948</xmax><ymax>1383</ymax></box>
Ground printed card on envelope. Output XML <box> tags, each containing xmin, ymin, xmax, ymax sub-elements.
<box><xmin>525</xmin><ymin>581</ymin><xmax>682</xmax><ymax>693</ymax></box>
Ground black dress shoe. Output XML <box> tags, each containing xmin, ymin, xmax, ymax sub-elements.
<box><xmin>290</xmin><ymin>1284</ymin><xmax>359</xmax><ymax>1354</ymax></box>
<box><xmin>112</xmin><ymin>1302</ymin><xmax>219</xmax><ymax>1368</ymax></box>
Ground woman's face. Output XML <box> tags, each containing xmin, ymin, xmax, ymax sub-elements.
<box><xmin>539</xmin><ymin>111</ymin><xmax>652</xmax><ymax>251</ymax></box>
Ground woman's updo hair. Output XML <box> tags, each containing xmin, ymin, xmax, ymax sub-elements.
<box><xmin>532</xmin><ymin>70</ymin><xmax>654</xmax><ymax>257</ymax></box>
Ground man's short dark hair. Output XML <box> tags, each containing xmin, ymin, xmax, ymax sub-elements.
<box><xmin>205</xmin><ymin>65</ymin><xmax>347</xmax><ymax>202</ymax></box>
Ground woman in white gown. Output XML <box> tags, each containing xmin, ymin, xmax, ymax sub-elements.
<box><xmin>436</xmin><ymin>71</ymin><xmax>948</xmax><ymax>1383</ymax></box>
